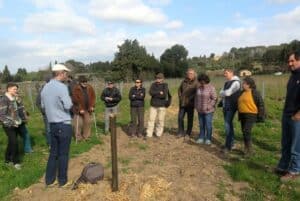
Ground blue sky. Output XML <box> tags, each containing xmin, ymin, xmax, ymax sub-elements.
<box><xmin>0</xmin><ymin>0</ymin><xmax>300</xmax><ymax>73</ymax></box>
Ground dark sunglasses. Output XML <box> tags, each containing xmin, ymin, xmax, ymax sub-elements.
<box><xmin>135</xmin><ymin>81</ymin><xmax>141</xmax><ymax>83</ymax></box>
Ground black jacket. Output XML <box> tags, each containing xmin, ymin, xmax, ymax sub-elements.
<box><xmin>129</xmin><ymin>86</ymin><xmax>145</xmax><ymax>107</ymax></box>
<box><xmin>284</xmin><ymin>69</ymin><xmax>300</xmax><ymax>116</ymax></box>
<box><xmin>101</xmin><ymin>87</ymin><xmax>122</xmax><ymax>107</ymax></box>
<box><xmin>149</xmin><ymin>82</ymin><xmax>169</xmax><ymax>107</ymax></box>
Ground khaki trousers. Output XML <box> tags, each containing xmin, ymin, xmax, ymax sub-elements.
<box><xmin>146</xmin><ymin>106</ymin><xmax>166</xmax><ymax>137</ymax></box>
<box><xmin>73</xmin><ymin>112</ymin><xmax>92</xmax><ymax>140</ymax></box>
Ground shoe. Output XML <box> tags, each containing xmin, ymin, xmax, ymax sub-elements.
<box><xmin>280</xmin><ymin>172</ymin><xmax>300</xmax><ymax>183</ymax></box>
<box><xmin>14</xmin><ymin>164</ymin><xmax>21</xmax><ymax>170</ymax></box>
<box><xmin>274</xmin><ymin>167</ymin><xmax>288</xmax><ymax>176</ymax></box>
<box><xmin>196</xmin><ymin>138</ymin><xmax>204</xmax><ymax>144</ymax></box>
<box><xmin>205</xmin><ymin>140</ymin><xmax>211</xmax><ymax>145</ymax></box>
<box><xmin>25</xmin><ymin>150</ymin><xmax>34</xmax><ymax>154</ymax></box>
<box><xmin>221</xmin><ymin>147</ymin><xmax>230</xmax><ymax>154</ymax></box>
<box><xmin>59</xmin><ymin>181</ymin><xmax>72</xmax><ymax>188</ymax></box>
<box><xmin>46</xmin><ymin>180</ymin><xmax>58</xmax><ymax>188</ymax></box>
<box><xmin>176</xmin><ymin>134</ymin><xmax>184</xmax><ymax>138</ymax></box>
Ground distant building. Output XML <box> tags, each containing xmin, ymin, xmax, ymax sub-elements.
<box><xmin>239</xmin><ymin>70</ymin><xmax>252</xmax><ymax>77</ymax></box>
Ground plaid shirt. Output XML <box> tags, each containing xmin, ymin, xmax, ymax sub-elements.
<box><xmin>194</xmin><ymin>84</ymin><xmax>217</xmax><ymax>114</ymax></box>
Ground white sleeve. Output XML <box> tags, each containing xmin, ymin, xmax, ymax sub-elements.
<box><xmin>220</xmin><ymin>81</ymin><xmax>240</xmax><ymax>97</ymax></box>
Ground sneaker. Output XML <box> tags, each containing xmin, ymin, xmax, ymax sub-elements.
<box><xmin>196</xmin><ymin>138</ymin><xmax>204</xmax><ymax>144</ymax></box>
<box><xmin>205</xmin><ymin>140</ymin><xmax>212</xmax><ymax>145</ymax></box>
<box><xmin>14</xmin><ymin>164</ymin><xmax>21</xmax><ymax>170</ymax></box>
<box><xmin>280</xmin><ymin>172</ymin><xmax>300</xmax><ymax>183</ymax></box>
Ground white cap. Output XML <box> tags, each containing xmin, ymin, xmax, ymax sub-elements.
<box><xmin>52</xmin><ymin>64</ymin><xmax>71</xmax><ymax>72</ymax></box>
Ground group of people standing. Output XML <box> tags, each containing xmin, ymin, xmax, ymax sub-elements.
<box><xmin>1</xmin><ymin>50</ymin><xmax>300</xmax><ymax>187</ymax></box>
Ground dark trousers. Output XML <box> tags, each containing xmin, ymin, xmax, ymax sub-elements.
<box><xmin>129</xmin><ymin>107</ymin><xmax>144</xmax><ymax>136</ymax></box>
<box><xmin>224</xmin><ymin>110</ymin><xmax>236</xmax><ymax>150</ymax></box>
<box><xmin>240</xmin><ymin>113</ymin><xmax>257</xmax><ymax>146</ymax></box>
<box><xmin>3</xmin><ymin>126</ymin><xmax>20</xmax><ymax>164</ymax></box>
<box><xmin>178</xmin><ymin>106</ymin><xmax>194</xmax><ymax>136</ymax></box>
<box><xmin>45</xmin><ymin>123</ymin><xmax>72</xmax><ymax>186</ymax></box>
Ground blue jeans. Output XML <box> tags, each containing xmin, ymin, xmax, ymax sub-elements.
<box><xmin>223</xmin><ymin>110</ymin><xmax>236</xmax><ymax>150</ymax></box>
<box><xmin>19</xmin><ymin>123</ymin><xmax>33</xmax><ymax>153</ymax></box>
<box><xmin>178</xmin><ymin>107</ymin><xmax>194</xmax><ymax>136</ymax></box>
<box><xmin>198</xmin><ymin>112</ymin><xmax>213</xmax><ymax>141</ymax></box>
<box><xmin>277</xmin><ymin>114</ymin><xmax>300</xmax><ymax>173</ymax></box>
<box><xmin>45</xmin><ymin>123</ymin><xmax>72</xmax><ymax>186</ymax></box>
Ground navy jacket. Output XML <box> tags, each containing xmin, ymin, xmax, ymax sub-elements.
<box><xmin>284</xmin><ymin>69</ymin><xmax>300</xmax><ymax>116</ymax></box>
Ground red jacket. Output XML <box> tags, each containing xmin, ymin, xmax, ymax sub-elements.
<box><xmin>72</xmin><ymin>84</ymin><xmax>96</xmax><ymax>114</ymax></box>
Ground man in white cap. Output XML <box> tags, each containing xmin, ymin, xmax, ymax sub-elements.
<box><xmin>41</xmin><ymin>64</ymin><xmax>73</xmax><ymax>187</ymax></box>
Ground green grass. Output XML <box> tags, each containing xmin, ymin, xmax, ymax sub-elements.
<box><xmin>1</xmin><ymin>75</ymin><xmax>299</xmax><ymax>201</ymax></box>
<box><xmin>213</xmin><ymin>74</ymin><xmax>300</xmax><ymax>200</ymax></box>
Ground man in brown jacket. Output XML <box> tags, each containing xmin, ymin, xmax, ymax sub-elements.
<box><xmin>72</xmin><ymin>76</ymin><xmax>96</xmax><ymax>141</ymax></box>
<box><xmin>177</xmin><ymin>68</ymin><xmax>197</xmax><ymax>138</ymax></box>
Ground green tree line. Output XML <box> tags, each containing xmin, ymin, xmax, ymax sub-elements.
<box><xmin>1</xmin><ymin>39</ymin><xmax>300</xmax><ymax>83</ymax></box>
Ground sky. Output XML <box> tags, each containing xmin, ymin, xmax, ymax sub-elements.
<box><xmin>0</xmin><ymin>0</ymin><xmax>300</xmax><ymax>73</ymax></box>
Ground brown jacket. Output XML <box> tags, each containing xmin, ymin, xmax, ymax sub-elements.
<box><xmin>72</xmin><ymin>84</ymin><xmax>96</xmax><ymax>114</ymax></box>
<box><xmin>178</xmin><ymin>78</ymin><xmax>198</xmax><ymax>107</ymax></box>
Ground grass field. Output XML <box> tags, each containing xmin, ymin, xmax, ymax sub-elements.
<box><xmin>0</xmin><ymin>74</ymin><xmax>299</xmax><ymax>201</ymax></box>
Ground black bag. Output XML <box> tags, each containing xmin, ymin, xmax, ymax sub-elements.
<box><xmin>72</xmin><ymin>162</ymin><xmax>104</xmax><ymax>190</ymax></box>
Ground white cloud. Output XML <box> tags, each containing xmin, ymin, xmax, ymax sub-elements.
<box><xmin>267</xmin><ymin>0</ymin><xmax>299</xmax><ymax>3</ymax></box>
<box><xmin>165</xmin><ymin>20</ymin><xmax>183</xmax><ymax>29</ymax></box>
<box><xmin>24</xmin><ymin>11</ymin><xmax>96</xmax><ymax>35</ymax></box>
<box><xmin>274</xmin><ymin>6</ymin><xmax>300</xmax><ymax>25</ymax></box>
<box><xmin>89</xmin><ymin>0</ymin><xmax>168</xmax><ymax>25</ymax></box>
<box><xmin>0</xmin><ymin>17</ymin><xmax>14</xmax><ymax>25</ymax></box>
<box><xmin>146</xmin><ymin>0</ymin><xmax>171</xmax><ymax>6</ymax></box>
<box><xmin>30</xmin><ymin>0</ymin><xmax>72</xmax><ymax>11</ymax></box>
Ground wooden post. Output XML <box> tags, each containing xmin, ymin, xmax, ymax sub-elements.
<box><xmin>110</xmin><ymin>114</ymin><xmax>118</xmax><ymax>191</ymax></box>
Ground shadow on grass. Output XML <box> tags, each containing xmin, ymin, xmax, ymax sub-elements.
<box><xmin>252</xmin><ymin>138</ymin><xmax>279</xmax><ymax>152</ymax></box>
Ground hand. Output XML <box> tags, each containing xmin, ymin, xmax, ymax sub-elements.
<box><xmin>160</xmin><ymin>91</ymin><xmax>164</xmax><ymax>95</ymax></box>
<box><xmin>89</xmin><ymin>107</ymin><xmax>94</xmax><ymax>113</ymax></box>
<box><xmin>292</xmin><ymin>111</ymin><xmax>300</xmax><ymax>121</ymax></box>
<box><xmin>140</xmin><ymin>93</ymin><xmax>143</xmax><ymax>96</ymax></box>
<box><xmin>79</xmin><ymin>110</ymin><xmax>85</xmax><ymax>114</ymax></box>
<box><xmin>132</xmin><ymin>95</ymin><xmax>136</xmax><ymax>98</ymax></box>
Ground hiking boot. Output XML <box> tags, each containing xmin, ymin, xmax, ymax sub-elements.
<box><xmin>280</xmin><ymin>172</ymin><xmax>300</xmax><ymax>183</ymax></box>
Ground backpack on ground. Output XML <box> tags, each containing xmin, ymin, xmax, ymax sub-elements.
<box><xmin>72</xmin><ymin>162</ymin><xmax>104</xmax><ymax>190</ymax></box>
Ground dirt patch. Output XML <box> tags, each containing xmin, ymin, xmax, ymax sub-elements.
<box><xmin>11</xmin><ymin>106</ymin><xmax>248</xmax><ymax>201</ymax></box>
